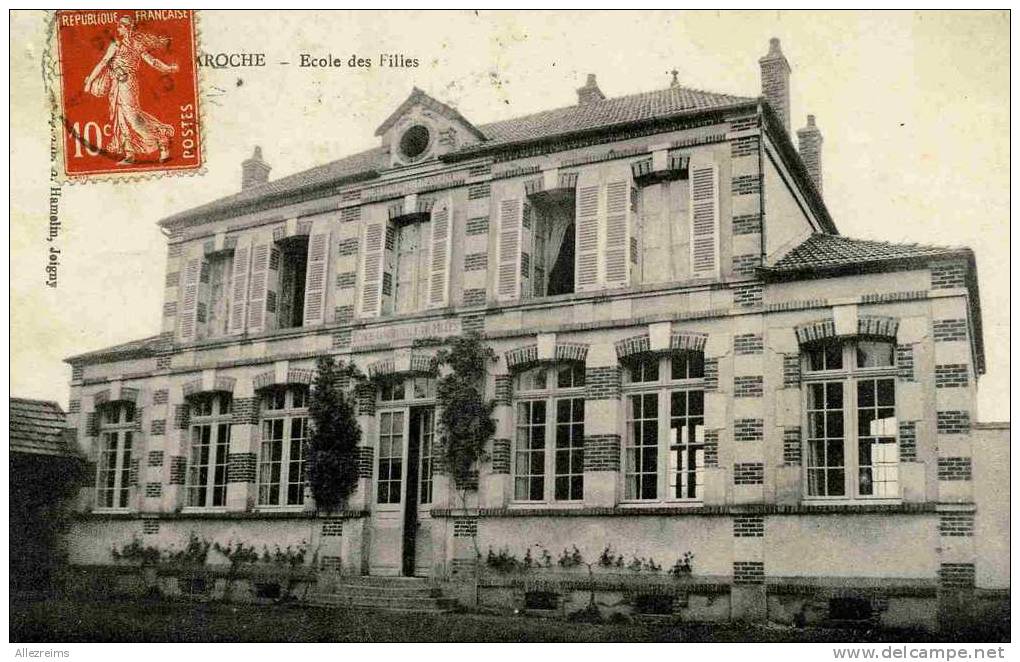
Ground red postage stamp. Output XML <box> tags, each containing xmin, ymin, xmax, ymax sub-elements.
<box><xmin>54</xmin><ymin>9</ymin><xmax>202</xmax><ymax>178</ymax></box>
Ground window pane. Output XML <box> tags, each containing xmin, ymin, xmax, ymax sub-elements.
<box><xmin>857</xmin><ymin>341</ymin><xmax>894</xmax><ymax>368</ymax></box>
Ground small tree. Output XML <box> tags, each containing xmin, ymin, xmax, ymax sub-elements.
<box><xmin>306</xmin><ymin>356</ymin><xmax>363</xmax><ymax>513</ymax></box>
<box><xmin>435</xmin><ymin>333</ymin><xmax>497</xmax><ymax>491</ymax></box>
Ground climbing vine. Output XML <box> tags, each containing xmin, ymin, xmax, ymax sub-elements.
<box><xmin>434</xmin><ymin>332</ymin><xmax>497</xmax><ymax>491</ymax></box>
<box><xmin>306</xmin><ymin>355</ymin><xmax>364</xmax><ymax>513</ymax></box>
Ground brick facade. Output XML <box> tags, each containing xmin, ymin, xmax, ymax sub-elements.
<box><xmin>231</xmin><ymin>397</ymin><xmax>259</xmax><ymax>425</ymax></box>
<box><xmin>733</xmin><ymin>333</ymin><xmax>763</xmax><ymax>355</ymax></box>
<box><xmin>734</xmin><ymin>418</ymin><xmax>764</xmax><ymax>442</ymax></box>
<box><xmin>939</xmin><ymin>513</ymin><xmax>975</xmax><ymax>537</ymax></box>
<box><xmin>703</xmin><ymin>429</ymin><xmax>719</xmax><ymax>467</ymax></box>
<box><xmin>939</xmin><ymin>563</ymin><xmax>975</xmax><ymax>588</ymax></box>
<box><xmin>227</xmin><ymin>453</ymin><xmax>257</xmax><ymax>483</ymax></box>
<box><xmin>733</xmin><ymin>283</ymin><xmax>763</xmax><ymax>308</ymax></box>
<box><xmin>703</xmin><ymin>358</ymin><xmax>719</xmax><ymax>391</ymax></box>
<box><xmin>733</xmin><ymin>376</ymin><xmax>763</xmax><ymax>398</ymax></box>
<box><xmin>733</xmin><ymin>515</ymin><xmax>764</xmax><ymax>537</ymax></box>
<box><xmin>731</xmin><ymin>175</ymin><xmax>761</xmax><ymax>196</ymax></box>
<box><xmin>733</xmin><ymin>462</ymin><xmax>764</xmax><ymax>485</ymax></box>
<box><xmin>937</xmin><ymin>411</ymin><xmax>971</xmax><ymax>435</ymax></box>
<box><xmin>782</xmin><ymin>354</ymin><xmax>800</xmax><ymax>388</ymax></box>
<box><xmin>782</xmin><ymin>427</ymin><xmax>801</xmax><ymax>465</ymax></box>
<box><xmin>454</xmin><ymin>518</ymin><xmax>478</xmax><ymax>538</ymax></box>
<box><xmin>896</xmin><ymin>344</ymin><xmax>915</xmax><ymax>381</ymax></box>
<box><xmin>584</xmin><ymin>434</ymin><xmax>621</xmax><ymax>472</ymax></box>
<box><xmin>931</xmin><ymin>262</ymin><xmax>967</xmax><ymax>290</ymax></box>
<box><xmin>491</xmin><ymin>438</ymin><xmax>511</xmax><ymax>474</ymax></box>
<box><xmin>933</xmin><ymin>319</ymin><xmax>968</xmax><ymax>342</ymax></box>
<box><xmin>732</xmin><ymin>254</ymin><xmax>762</xmax><ymax>278</ymax></box>
<box><xmin>357</xmin><ymin>447</ymin><xmax>374</xmax><ymax>479</ymax></box>
<box><xmin>150</xmin><ymin>418</ymin><xmax>166</xmax><ymax>436</ymax></box>
<box><xmin>935</xmin><ymin>364</ymin><xmax>970</xmax><ymax>389</ymax></box>
<box><xmin>463</xmin><ymin>288</ymin><xmax>487</xmax><ymax>307</ymax></box>
<box><xmin>938</xmin><ymin>457</ymin><xmax>972</xmax><ymax>481</ymax></box>
<box><xmin>322</xmin><ymin>520</ymin><xmax>344</xmax><ymax>537</ymax></box>
<box><xmin>733</xmin><ymin>561</ymin><xmax>765</xmax><ymax>584</ymax></box>
<box><xmin>465</xmin><ymin>216</ymin><xmax>489</xmax><ymax>235</ymax></box>
<box><xmin>463</xmin><ymin>252</ymin><xmax>488</xmax><ymax>271</ymax></box>
<box><xmin>152</xmin><ymin>389</ymin><xmax>169</xmax><ymax>405</ymax></box>
<box><xmin>147</xmin><ymin>450</ymin><xmax>164</xmax><ymax>467</ymax></box>
<box><xmin>732</xmin><ymin>213</ymin><xmax>762</xmax><ymax>235</ymax></box>
<box><xmin>898</xmin><ymin>421</ymin><xmax>917</xmax><ymax>462</ymax></box>
<box><xmin>584</xmin><ymin>366</ymin><xmax>621</xmax><ymax>400</ymax></box>
<box><xmin>169</xmin><ymin>456</ymin><xmax>187</xmax><ymax>485</ymax></box>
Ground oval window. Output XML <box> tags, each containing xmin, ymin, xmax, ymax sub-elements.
<box><xmin>399</xmin><ymin>125</ymin><xmax>431</xmax><ymax>160</ymax></box>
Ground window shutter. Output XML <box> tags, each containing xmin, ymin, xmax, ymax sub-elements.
<box><xmin>302</xmin><ymin>229</ymin><xmax>331</xmax><ymax>326</ymax></box>
<box><xmin>246</xmin><ymin>241</ymin><xmax>271</xmax><ymax>333</ymax></box>
<box><xmin>427</xmin><ymin>197</ymin><xmax>453</xmax><ymax>308</ymax></box>
<box><xmin>359</xmin><ymin>217</ymin><xmax>386</xmax><ymax>318</ymax></box>
<box><xmin>178</xmin><ymin>252</ymin><xmax>201</xmax><ymax>342</ymax></box>
<box><xmin>496</xmin><ymin>198</ymin><xmax>523</xmax><ymax>301</ymax></box>
<box><xmin>227</xmin><ymin>236</ymin><xmax>251</xmax><ymax>335</ymax></box>
<box><xmin>689</xmin><ymin>162</ymin><xmax>720</xmax><ymax>278</ymax></box>
<box><xmin>603</xmin><ymin>180</ymin><xmax>631</xmax><ymax>287</ymax></box>
<box><xmin>574</xmin><ymin>182</ymin><xmax>601</xmax><ymax>292</ymax></box>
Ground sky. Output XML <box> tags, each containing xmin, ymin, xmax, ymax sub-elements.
<box><xmin>10</xmin><ymin>10</ymin><xmax>1010</xmax><ymax>420</ymax></box>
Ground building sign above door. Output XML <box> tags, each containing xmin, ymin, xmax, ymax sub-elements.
<box><xmin>351</xmin><ymin>318</ymin><xmax>462</xmax><ymax>348</ymax></box>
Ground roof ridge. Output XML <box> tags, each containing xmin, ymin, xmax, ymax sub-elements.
<box><xmin>825</xmin><ymin>233</ymin><xmax>968</xmax><ymax>252</ymax></box>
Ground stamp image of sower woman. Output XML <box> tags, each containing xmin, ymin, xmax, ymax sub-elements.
<box><xmin>83</xmin><ymin>16</ymin><xmax>179</xmax><ymax>165</ymax></box>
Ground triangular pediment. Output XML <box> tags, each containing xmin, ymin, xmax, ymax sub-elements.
<box><xmin>375</xmin><ymin>88</ymin><xmax>485</xmax><ymax>167</ymax></box>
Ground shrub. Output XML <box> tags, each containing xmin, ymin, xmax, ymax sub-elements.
<box><xmin>306</xmin><ymin>356</ymin><xmax>363</xmax><ymax>513</ymax></box>
<box><xmin>668</xmin><ymin>552</ymin><xmax>695</xmax><ymax>578</ymax></box>
<box><xmin>557</xmin><ymin>545</ymin><xmax>584</xmax><ymax>569</ymax></box>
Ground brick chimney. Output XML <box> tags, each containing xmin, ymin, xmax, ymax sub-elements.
<box><xmin>241</xmin><ymin>146</ymin><xmax>271</xmax><ymax>190</ymax></box>
<box><xmin>797</xmin><ymin>114</ymin><xmax>823</xmax><ymax>194</ymax></box>
<box><xmin>577</xmin><ymin>74</ymin><xmax>605</xmax><ymax>105</ymax></box>
<box><xmin>759</xmin><ymin>37</ymin><xmax>791</xmax><ymax>135</ymax></box>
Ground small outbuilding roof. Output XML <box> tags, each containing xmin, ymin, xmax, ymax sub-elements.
<box><xmin>10</xmin><ymin>398</ymin><xmax>78</xmax><ymax>458</ymax></box>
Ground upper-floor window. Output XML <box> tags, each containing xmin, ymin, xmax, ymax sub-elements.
<box><xmin>186</xmin><ymin>393</ymin><xmax>232</xmax><ymax>508</ymax></box>
<box><xmin>258</xmin><ymin>385</ymin><xmax>309</xmax><ymax>507</ymax></box>
<box><xmin>200</xmin><ymin>252</ymin><xmax>233</xmax><ymax>339</ymax></box>
<box><xmin>513</xmin><ymin>363</ymin><xmax>586</xmax><ymax>502</ymax></box>
<box><xmin>523</xmin><ymin>196</ymin><xmax>576</xmax><ymax>298</ymax></box>
<box><xmin>623</xmin><ymin>352</ymin><xmax>705</xmax><ymax>502</ymax></box>
<box><xmin>96</xmin><ymin>402</ymin><xmax>135</xmax><ymax>510</ymax></box>
<box><xmin>273</xmin><ymin>237</ymin><xmax>308</xmax><ymax>329</ymax></box>
<box><xmin>803</xmin><ymin>339</ymin><xmax>898</xmax><ymax>500</ymax></box>
<box><xmin>389</xmin><ymin>220</ymin><xmax>432</xmax><ymax>315</ymax></box>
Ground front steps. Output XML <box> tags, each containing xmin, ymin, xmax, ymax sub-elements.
<box><xmin>307</xmin><ymin>576</ymin><xmax>455</xmax><ymax>614</ymax></box>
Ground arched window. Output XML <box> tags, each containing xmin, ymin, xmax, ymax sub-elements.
<box><xmin>257</xmin><ymin>385</ymin><xmax>309</xmax><ymax>507</ymax></box>
<box><xmin>622</xmin><ymin>351</ymin><xmax>705</xmax><ymax>502</ymax></box>
<box><xmin>802</xmin><ymin>338</ymin><xmax>898</xmax><ymax>499</ymax></box>
<box><xmin>185</xmin><ymin>392</ymin><xmax>232</xmax><ymax>508</ymax></box>
<box><xmin>96</xmin><ymin>402</ymin><xmax>135</xmax><ymax>509</ymax></box>
<box><xmin>513</xmin><ymin>363</ymin><xmax>585</xmax><ymax>502</ymax></box>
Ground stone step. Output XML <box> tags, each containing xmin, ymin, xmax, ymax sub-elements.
<box><xmin>330</xmin><ymin>575</ymin><xmax>430</xmax><ymax>587</ymax></box>
<box><xmin>322</xmin><ymin>583</ymin><xmax>442</xmax><ymax>598</ymax></box>
<box><xmin>306</xmin><ymin>591</ymin><xmax>455</xmax><ymax>613</ymax></box>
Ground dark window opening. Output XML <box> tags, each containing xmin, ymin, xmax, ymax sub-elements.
<box><xmin>527</xmin><ymin>192</ymin><xmax>576</xmax><ymax>297</ymax></box>
<box><xmin>828</xmin><ymin>597</ymin><xmax>874</xmax><ymax>622</ymax></box>
<box><xmin>634</xmin><ymin>593</ymin><xmax>675</xmax><ymax>615</ymax></box>
<box><xmin>276</xmin><ymin>236</ymin><xmax>308</xmax><ymax>329</ymax></box>
<box><xmin>524</xmin><ymin>590</ymin><xmax>559</xmax><ymax>610</ymax></box>
<box><xmin>254</xmin><ymin>582</ymin><xmax>282</xmax><ymax>600</ymax></box>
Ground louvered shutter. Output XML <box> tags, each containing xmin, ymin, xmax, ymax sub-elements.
<box><xmin>302</xmin><ymin>229</ymin><xmax>331</xmax><ymax>326</ymax></box>
<box><xmin>178</xmin><ymin>251</ymin><xmax>201</xmax><ymax>342</ymax></box>
<box><xmin>227</xmin><ymin>236</ymin><xmax>251</xmax><ymax>335</ymax></box>
<box><xmin>574</xmin><ymin>181</ymin><xmax>601</xmax><ymax>292</ymax></box>
<box><xmin>428</xmin><ymin>197</ymin><xmax>453</xmax><ymax>308</ymax></box>
<box><xmin>496</xmin><ymin>198</ymin><xmax>523</xmax><ymax>301</ymax></box>
<box><xmin>603</xmin><ymin>180</ymin><xmax>631</xmax><ymax>287</ymax></box>
<box><xmin>689</xmin><ymin>162</ymin><xmax>720</xmax><ymax>278</ymax></box>
<box><xmin>246</xmin><ymin>241</ymin><xmax>271</xmax><ymax>332</ymax></box>
<box><xmin>359</xmin><ymin>217</ymin><xmax>386</xmax><ymax>318</ymax></box>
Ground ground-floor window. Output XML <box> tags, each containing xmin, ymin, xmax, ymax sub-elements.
<box><xmin>95</xmin><ymin>402</ymin><xmax>135</xmax><ymax>509</ymax></box>
<box><xmin>257</xmin><ymin>385</ymin><xmax>309</xmax><ymax>507</ymax></box>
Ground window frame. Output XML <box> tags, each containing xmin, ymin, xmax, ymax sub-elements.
<box><xmin>621</xmin><ymin>352</ymin><xmax>706</xmax><ymax>505</ymax></box>
<box><xmin>256</xmin><ymin>385</ymin><xmax>310</xmax><ymax>509</ymax></box>
<box><xmin>801</xmin><ymin>338</ymin><xmax>900</xmax><ymax>503</ymax></box>
<box><xmin>94</xmin><ymin>402</ymin><xmax>135</xmax><ymax>511</ymax></box>
<box><xmin>184</xmin><ymin>393</ymin><xmax>233</xmax><ymax>510</ymax></box>
<box><xmin>389</xmin><ymin>218</ymin><xmax>433</xmax><ymax>316</ymax></box>
<box><xmin>511</xmin><ymin>363</ymin><xmax>586</xmax><ymax>505</ymax></box>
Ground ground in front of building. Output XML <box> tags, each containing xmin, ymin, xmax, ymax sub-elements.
<box><xmin>9</xmin><ymin>593</ymin><xmax>1006</xmax><ymax>643</ymax></box>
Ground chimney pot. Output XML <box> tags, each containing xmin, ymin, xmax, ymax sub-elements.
<box><xmin>241</xmin><ymin>145</ymin><xmax>271</xmax><ymax>191</ymax></box>
<box><xmin>797</xmin><ymin>115</ymin><xmax>823</xmax><ymax>195</ymax></box>
<box><xmin>759</xmin><ymin>37</ymin><xmax>791</xmax><ymax>135</ymax></box>
<box><xmin>577</xmin><ymin>73</ymin><xmax>606</xmax><ymax>105</ymax></box>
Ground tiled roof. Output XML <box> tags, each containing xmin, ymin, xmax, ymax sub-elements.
<box><xmin>160</xmin><ymin>84</ymin><xmax>755</xmax><ymax>227</ymax></box>
<box><xmin>471</xmin><ymin>85</ymin><xmax>754</xmax><ymax>152</ymax></box>
<box><xmin>10</xmin><ymin>398</ymin><xmax>77</xmax><ymax>457</ymax></box>
<box><xmin>66</xmin><ymin>334</ymin><xmax>166</xmax><ymax>364</ymax></box>
<box><xmin>769</xmin><ymin>234</ymin><xmax>969</xmax><ymax>273</ymax></box>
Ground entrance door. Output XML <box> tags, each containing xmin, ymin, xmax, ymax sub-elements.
<box><xmin>401</xmin><ymin>406</ymin><xmax>433</xmax><ymax>576</ymax></box>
